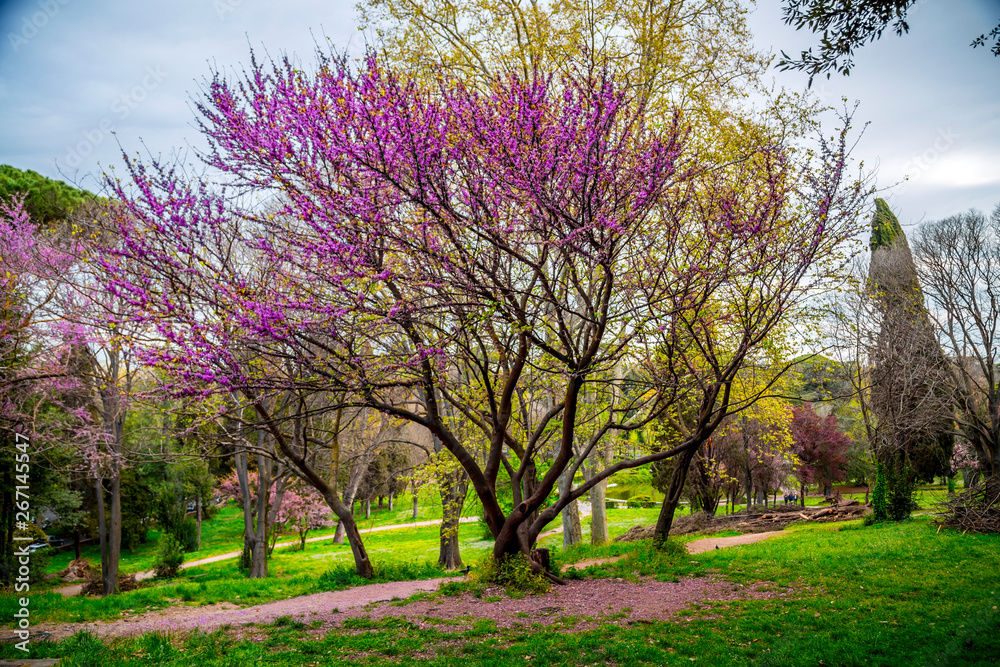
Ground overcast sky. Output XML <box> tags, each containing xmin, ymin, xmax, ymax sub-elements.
<box><xmin>1</xmin><ymin>0</ymin><xmax>997</xmax><ymax>229</ymax></box>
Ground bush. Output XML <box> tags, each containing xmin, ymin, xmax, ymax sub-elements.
<box><xmin>153</xmin><ymin>533</ymin><xmax>185</xmax><ymax>578</ymax></box>
<box><xmin>886</xmin><ymin>462</ymin><xmax>918</xmax><ymax>521</ymax></box>
<box><xmin>26</xmin><ymin>547</ymin><xmax>52</xmax><ymax>584</ymax></box>
<box><xmin>470</xmin><ymin>553</ymin><xmax>548</xmax><ymax>597</ymax></box>
<box><xmin>626</xmin><ymin>494</ymin><xmax>652</xmax><ymax>509</ymax></box>
<box><xmin>176</xmin><ymin>517</ymin><xmax>200</xmax><ymax>552</ymax></box>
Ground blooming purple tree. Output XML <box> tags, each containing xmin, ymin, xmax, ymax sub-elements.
<box><xmin>791</xmin><ymin>403</ymin><xmax>851</xmax><ymax>502</ymax></box>
<box><xmin>97</xmin><ymin>49</ymin><xmax>868</xmax><ymax>576</ymax></box>
<box><xmin>0</xmin><ymin>194</ymin><xmax>150</xmax><ymax>595</ymax></box>
<box><xmin>275</xmin><ymin>485</ymin><xmax>333</xmax><ymax>552</ymax></box>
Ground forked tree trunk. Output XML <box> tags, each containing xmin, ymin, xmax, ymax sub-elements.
<box><xmin>653</xmin><ymin>445</ymin><xmax>699</xmax><ymax>544</ymax></box>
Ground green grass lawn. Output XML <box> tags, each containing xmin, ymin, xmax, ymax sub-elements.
<box><xmin>3</xmin><ymin>517</ymin><xmax>997</xmax><ymax>666</ymax></box>
<box><xmin>39</xmin><ymin>490</ymin><xmax>477</xmax><ymax>583</ymax></box>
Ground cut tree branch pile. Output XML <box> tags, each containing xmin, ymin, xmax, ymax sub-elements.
<box><xmin>937</xmin><ymin>479</ymin><xmax>1000</xmax><ymax>534</ymax></box>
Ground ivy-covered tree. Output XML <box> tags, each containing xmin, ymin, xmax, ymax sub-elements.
<box><xmin>866</xmin><ymin>198</ymin><xmax>954</xmax><ymax>519</ymax></box>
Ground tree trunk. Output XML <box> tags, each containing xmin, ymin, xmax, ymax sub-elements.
<box><xmin>95</xmin><ymin>476</ymin><xmax>108</xmax><ymax>591</ymax></box>
<box><xmin>235</xmin><ymin>447</ymin><xmax>268</xmax><ymax>579</ymax></box>
<box><xmin>560</xmin><ymin>471</ymin><xmax>582</xmax><ymax>548</ymax></box>
<box><xmin>248</xmin><ymin>453</ymin><xmax>270</xmax><ymax>578</ymax></box>
<box><xmin>327</xmin><ymin>496</ymin><xmax>373</xmax><ymax>578</ymax></box>
<box><xmin>364</xmin><ymin>498</ymin><xmax>370</xmax><ymax>519</ymax></box>
<box><xmin>653</xmin><ymin>445</ymin><xmax>698</xmax><ymax>544</ymax></box>
<box><xmin>74</xmin><ymin>529</ymin><xmax>81</xmax><ymax>561</ymax></box>
<box><xmin>412</xmin><ymin>489</ymin><xmax>419</xmax><ymax>520</ymax></box>
<box><xmin>106</xmin><ymin>470</ymin><xmax>121</xmax><ymax>595</ymax></box>
<box><xmin>388</xmin><ymin>492</ymin><xmax>394</xmax><ymax>511</ymax></box>
<box><xmin>438</xmin><ymin>467</ymin><xmax>468</xmax><ymax>569</ymax></box>
<box><xmin>589</xmin><ymin>477</ymin><xmax>609</xmax><ymax>545</ymax></box>
<box><xmin>195</xmin><ymin>496</ymin><xmax>202</xmax><ymax>551</ymax></box>
<box><xmin>801</xmin><ymin>483</ymin><xmax>806</xmax><ymax>508</ymax></box>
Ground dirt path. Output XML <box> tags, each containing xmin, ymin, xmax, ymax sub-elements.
<box><xmin>54</xmin><ymin>516</ymin><xmax>480</xmax><ymax>597</ymax></box>
<box><xmin>34</xmin><ymin>529</ymin><xmax>789</xmax><ymax>641</ymax></box>
<box><xmin>34</xmin><ymin>578</ymin><xmax>452</xmax><ymax>641</ymax></box>
<box><xmin>686</xmin><ymin>531</ymin><xmax>784</xmax><ymax>554</ymax></box>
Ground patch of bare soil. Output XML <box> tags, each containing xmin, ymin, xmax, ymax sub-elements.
<box><xmin>686</xmin><ymin>531</ymin><xmax>784</xmax><ymax>554</ymax></box>
<box><xmin>34</xmin><ymin>574</ymin><xmax>788</xmax><ymax>643</ymax></box>
<box><xmin>32</xmin><ymin>579</ymin><xmax>449</xmax><ymax>641</ymax></box>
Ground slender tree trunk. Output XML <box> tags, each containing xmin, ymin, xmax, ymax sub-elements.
<box><xmin>388</xmin><ymin>492</ymin><xmax>394</xmax><ymax>511</ymax></box>
<box><xmin>560</xmin><ymin>470</ymin><xmax>582</xmax><ymax>548</ymax></box>
<box><xmin>249</xmin><ymin>453</ymin><xmax>270</xmax><ymax>578</ymax></box>
<box><xmin>412</xmin><ymin>489</ymin><xmax>419</xmax><ymax>520</ymax></box>
<box><xmin>438</xmin><ymin>467</ymin><xmax>468</xmax><ymax>569</ymax></box>
<box><xmin>195</xmin><ymin>496</ymin><xmax>202</xmax><ymax>551</ymax></box>
<box><xmin>95</xmin><ymin>476</ymin><xmax>108</xmax><ymax>590</ymax></box>
<box><xmin>589</xmin><ymin>476</ymin><xmax>609</xmax><ymax>545</ymax></box>
<box><xmin>364</xmin><ymin>498</ymin><xmax>370</xmax><ymax>519</ymax></box>
<box><xmin>653</xmin><ymin>445</ymin><xmax>699</xmax><ymax>544</ymax></box>
<box><xmin>106</xmin><ymin>470</ymin><xmax>121</xmax><ymax>595</ymax></box>
<box><xmin>326</xmin><ymin>493</ymin><xmax>373</xmax><ymax>578</ymax></box>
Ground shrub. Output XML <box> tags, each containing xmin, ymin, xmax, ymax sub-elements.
<box><xmin>470</xmin><ymin>553</ymin><xmax>548</xmax><ymax>597</ymax></box>
<box><xmin>176</xmin><ymin>517</ymin><xmax>200</xmax><ymax>552</ymax></box>
<box><xmin>153</xmin><ymin>533</ymin><xmax>185</xmax><ymax>578</ymax></box>
<box><xmin>886</xmin><ymin>462</ymin><xmax>917</xmax><ymax>521</ymax></box>
<box><xmin>626</xmin><ymin>494</ymin><xmax>652</xmax><ymax>509</ymax></box>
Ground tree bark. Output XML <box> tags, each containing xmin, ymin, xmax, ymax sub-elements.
<box><xmin>438</xmin><ymin>467</ymin><xmax>468</xmax><ymax>569</ymax></box>
<box><xmin>653</xmin><ymin>445</ymin><xmax>698</xmax><ymax>544</ymax></box>
<box><xmin>364</xmin><ymin>498</ymin><xmax>371</xmax><ymax>519</ymax></box>
<box><xmin>95</xmin><ymin>476</ymin><xmax>108</xmax><ymax>592</ymax></box>
<box><xmin>412</xmin><ymin>489</ymin><xmax>419</xmax><ymax>520</ymax></box>
<box><xmin>235</xmin><ymin>447</ymin><xmax>268</xmax><ymax>578</ymax></box>
<box><xmin>326</xmin><ymin>493</ymin><xmax>373</xmax><ymax>578</ymax></box>
<box><xmin>388</xmin><ymin>491</ymin><xmax>394</xmax><ymax>511</ymax></box>
<box><xmin>560</xmin><ymin>470</ymin><xmax>582</xmax><ymax>548</ymax></box>
<box><xmin>107</xmin><ymin>470</ymin><xmax>121</xmax><ymax>595</ymax></box>
<box><xmin>589</xmin><ymin>476</ymin><xmax>609</xmax><ymax>545</ymax></box>
<box><xmin>195</xmin><ymin>496</ymin><xmax>202</xmax><ymax>551</ymax></box>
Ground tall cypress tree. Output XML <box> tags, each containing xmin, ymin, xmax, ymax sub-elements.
<box><xmin>867</xmin><ymin>199</ymin><xmax>953</xmax><ymax>518</ymax></box>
